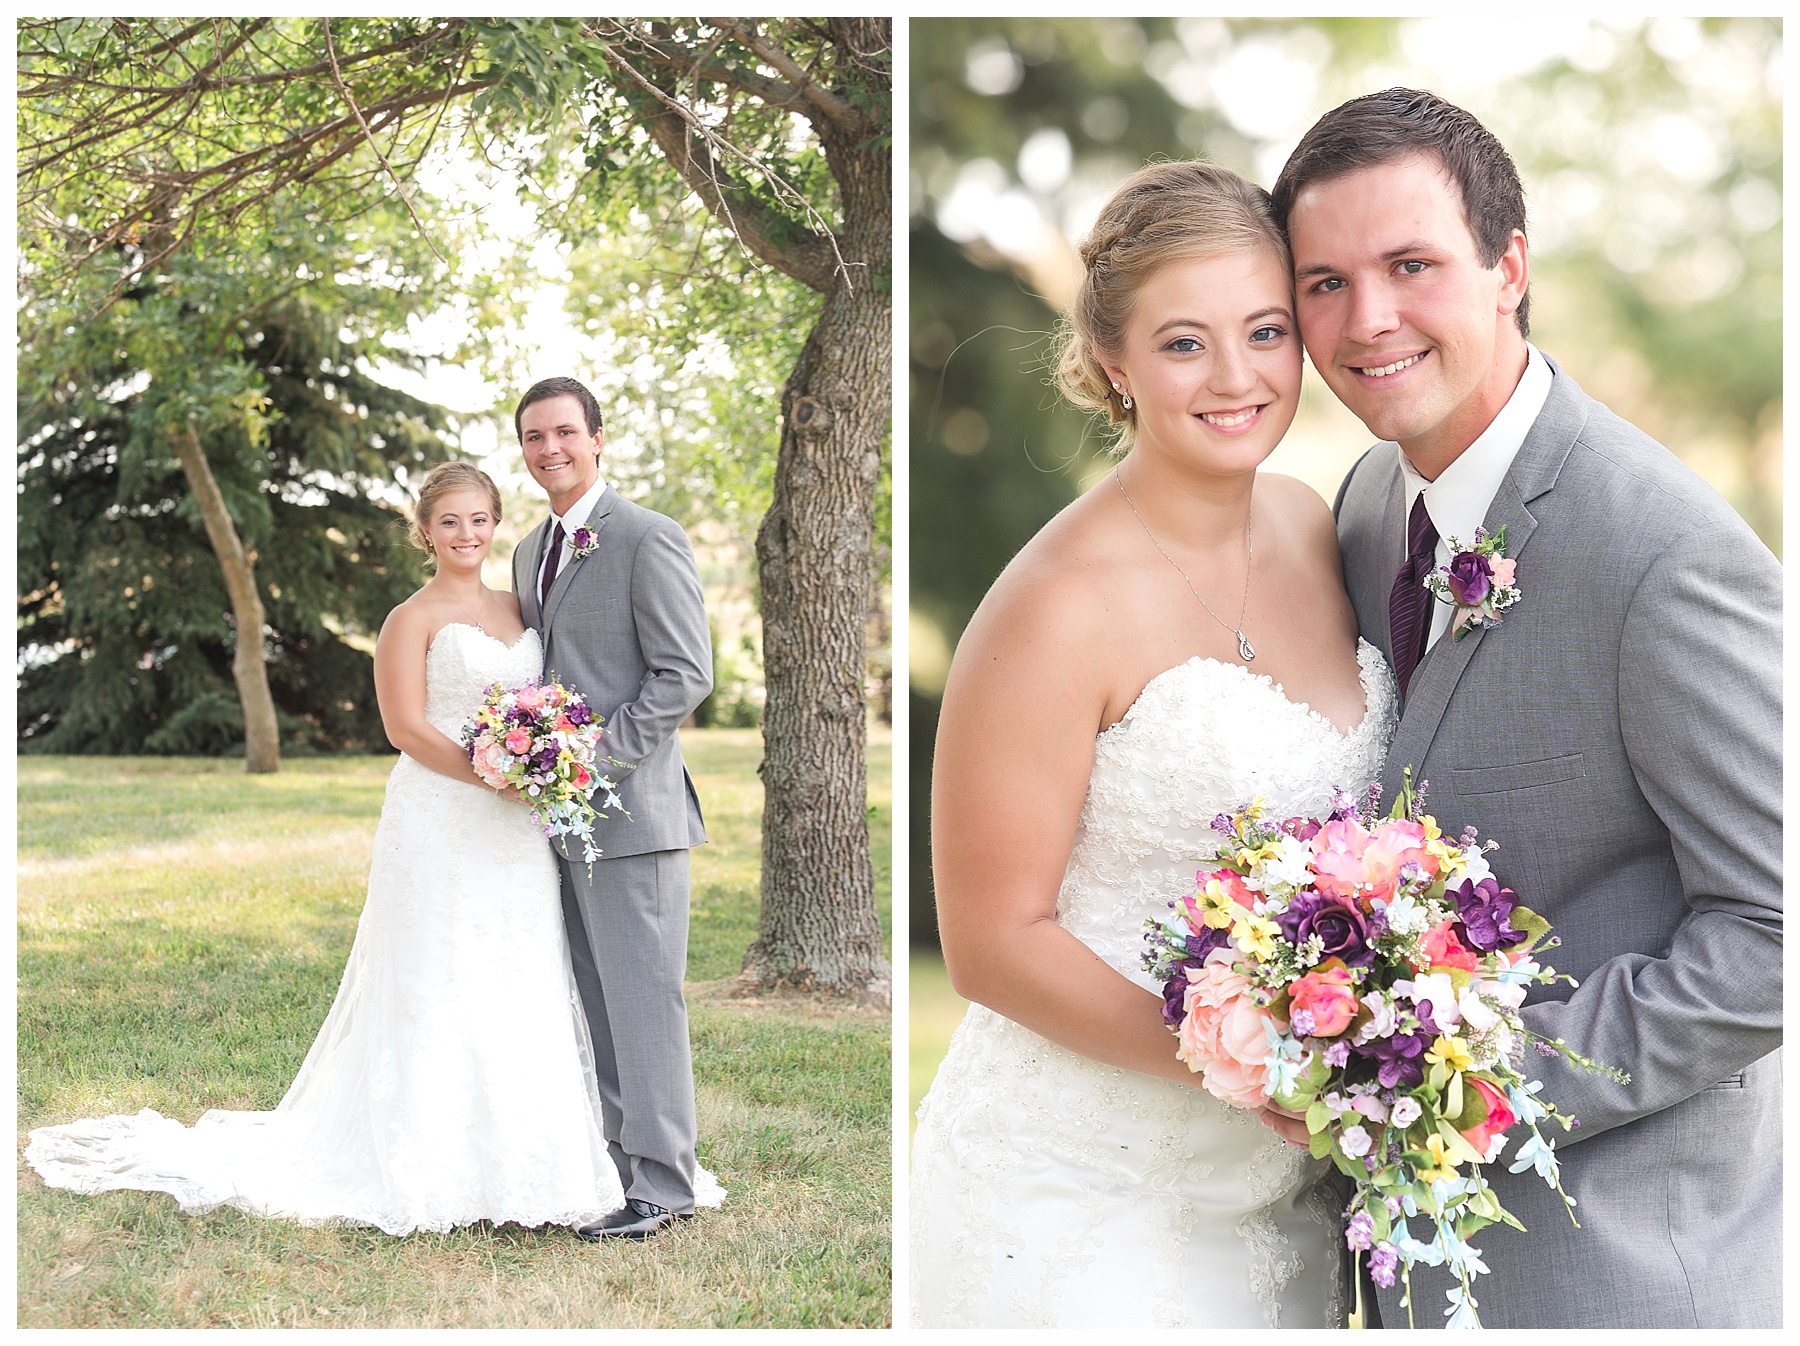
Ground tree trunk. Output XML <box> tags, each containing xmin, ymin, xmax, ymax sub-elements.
<box><xmin>741</xmin><ymin>126</ymin><xmax>892</xmax><ymax>1004</ymax></box>
<box><xmin>170</xmin><ymin>423</ymin><xmax>281</xmax><ymax>772</ymax></box>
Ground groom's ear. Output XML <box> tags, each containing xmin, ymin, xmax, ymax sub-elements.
<box><xmin>1495</xmin><ymin>229</ymin><xmax>1528</xmax><ymax>322</ymax></box>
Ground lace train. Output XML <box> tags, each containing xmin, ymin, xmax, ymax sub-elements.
<box><xmin>27</xmin><ymin>623</ymin><xmax>724</xmax><ymax>1234</ymax></box>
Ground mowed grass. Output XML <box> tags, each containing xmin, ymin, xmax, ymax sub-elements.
<box><xmin>17</xmin><ymin>728</ymin><xmax>892</xmax><ymax>1328</ymax></box>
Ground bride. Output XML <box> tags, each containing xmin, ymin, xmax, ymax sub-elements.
<box><xmin>910</xmin><ymin>161</ymin><xmax>1396</xmax><ymax>1327</ymax></box>
<box><xmin>27</xmin><ymin>461</ymin><xmax>720</xmax><ymax>1236</ymax></box>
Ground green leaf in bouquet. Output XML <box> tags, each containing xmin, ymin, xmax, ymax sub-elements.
<box><xmin>1445</xmin><ymin>1068</ymin><xmax>1464</xmax><ymax>1121</ymax></box>
<box><xmin>1370</xmin><ymin>1201</ymin><xmax>1393</xmax><ymax>1244</ymax></box>
<box><xmin>1446</xmin><ymin>1076</ymin><xmax>1490</xmax><ymax>1134</ymax></box>
<box><xmin>1305</xmin><ymin>1099</ymin><xmax>1331</xmax><ymax>1134</ymax></box>
<box><xmin>1509</xmin><ymin>904</ymin><xmax>1553</xmax><ymax>954</ymax></box>
<box><xmin>1434</xmin><ymin>1119</ymin><xmax>1487</xmax><ymax>1167</ymax></box>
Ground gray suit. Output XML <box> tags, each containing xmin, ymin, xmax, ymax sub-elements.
<box><xmin>513</xmin><ymin>484</ymin><xmax>712</xmax><ymax>1212</ymax></box>
<box><xmin>1334</xmin><ymin>357</ymin><xmax>1781</xmax><ymax>1329</ymax></box>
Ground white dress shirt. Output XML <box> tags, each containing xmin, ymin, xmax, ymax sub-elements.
<box><xmin>538</xmin><ymin>474</ymin><xmax>609</xmax><ymax>602</ymax></box>
<box><xmin>1399</xmin><ymin>344</ymin><xmax>1552</xmax><ymax>649</ymax></box>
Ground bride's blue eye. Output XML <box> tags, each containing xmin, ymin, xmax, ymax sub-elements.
<box><xmin>1250</xmin><ymin>326</ymin><xmax>1284</xmax><ymax>344</ymax></box>
<box><xmin>1166</xmin><ymin>336</ymin><xmax>1203</xmax><ymax>353</ymax></box>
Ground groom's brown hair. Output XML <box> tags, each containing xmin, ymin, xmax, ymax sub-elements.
<box><xmin>1271</xmin><ymin>88</ymin><xmax>1530</xmax><ymax>336</ymax></box>
<box><xmin>515</xmin><ymin>376</ymin><xmax>605</xmax><ymax>440</ymax></box>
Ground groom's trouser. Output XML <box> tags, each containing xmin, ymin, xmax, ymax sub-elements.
<box><xmin>560</xmin><ymin>847</ymin><xmax>699</xmax><ymax>1212</ymax></box>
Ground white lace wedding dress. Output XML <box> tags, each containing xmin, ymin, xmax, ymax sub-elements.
<box><xmin>910</xmin><ymin>641</ymin><xmax>1397</xmax><ymax>1328</ymax></box>
<box><xmin>28</xmin><ymin>622</ymin><xmax>721</xmax><ymax>1235</ymax></box>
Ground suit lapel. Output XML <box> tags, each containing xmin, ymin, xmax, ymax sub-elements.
<box><xmin>539</xmin><ymin>486</ymin><xmax>618</xmax><ymax>631</ymax></box>
<box><xmin>1385</xmin><ymin>357</ymin><xmax>1588</xmax><ymax>788</ymax></box>
<box><xmin>519</xmin><ymin>516</ymin><xmax>551</xmax><ymax>629</ymax></box>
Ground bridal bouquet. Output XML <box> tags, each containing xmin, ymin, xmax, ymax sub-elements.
<box><xmin>1142</xmin><ymin>773</ymin><xmax>1625</xmax><ymax>1329</ymax></box>
<box><xmin>461</xmin><ymin>679</ymin><xmax>624</xmax><ymax>867</ymax></box>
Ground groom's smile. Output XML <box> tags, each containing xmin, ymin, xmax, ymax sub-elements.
<box><xmin>1288</xmin><ymin>154</ymin><xmax>1529</xmax><ymax>477</ymax></box>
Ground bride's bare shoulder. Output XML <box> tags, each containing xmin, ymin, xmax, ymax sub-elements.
<box><xmin>951</xmin><ymin>486</ymin><xmax>1133</xmax><ymax>686</ymax></box>
<box><xmin>1257</xmin><ymin>471</ymin><xmax>1344</xmax><ymax>572</ymax></box>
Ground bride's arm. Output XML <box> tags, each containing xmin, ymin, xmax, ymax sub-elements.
<box><xmin>374</xmin><ymin>604</ymin><xmax>499</xmax><ymax>789</ymax></box>
<box><xmin>932</xmin><ymin>565</ymin><xmax>1201</xmax><ymax>1087</ymax></box>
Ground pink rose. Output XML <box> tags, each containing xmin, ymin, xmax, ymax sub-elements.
<box><xmin>471</xmin><ymin>739</ymin><xmax>510</xmax><ymax>788</ymax></box>
<box><xmin>1177</xmin><ymin>950</ymin><xmax>1275</xmax><ymax>1109</ymax></box>
<box><xmin>1460</xmin><ymin>1076</ymin><xmax>1517</xmax><ymax>1160</ymax></box>
<box><xmin>1490</xmin><ymin>558</ymin><xmax>1516</xmax><ymax>587</ymax></box>
<box><xmin>1289</xmin><ymin>962</ymin><xmax>1359</xmax><ymax>1038</ymax></box>
<box><xmin>1418</xmin><ymin>919</ymin><xmax>1479</xmax><ymax>973</ymax></box>
<box><xmin>504</xmin><ymin>727</ymin><xmax>533</xmax><ymax>755</ymax></box>
<box><xmin>1310</xmin><ymin>818</ymin><xmax>1371</xmax><ymax>900</ymax></box>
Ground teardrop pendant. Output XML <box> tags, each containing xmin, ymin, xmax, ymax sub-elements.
<box><xmin>1237</xmin><ymin>630</ymin><xmax>1256</xmax><ymax>661</ymax></box>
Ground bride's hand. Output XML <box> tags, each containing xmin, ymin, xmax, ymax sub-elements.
<box><xmin>1257</xmin><ymin>1102</ymin><xmax>1311</xmax><ymax>1149</ymax></box>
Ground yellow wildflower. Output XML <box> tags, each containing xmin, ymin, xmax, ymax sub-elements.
<box><xmin>1426</xmin><ymin>1034</ymin><xmax>1476</xmax><ymax>1075</ymax></box>
<box><xmin>1419</xmin><ymin>1133</ymin><xmax>1461</xmax><ymax>1183</ymax></box>
<box><xmin>1197</xmin><ymin>879</ymin><xmax>1239</xmax><ymax>930</ymax></box>
<box><xmin>1233</xmin><ymin>912</ymin><xmax>1281</xmax><ymax>960</ymax></box>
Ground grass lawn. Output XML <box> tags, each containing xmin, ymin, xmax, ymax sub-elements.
<box><xmin>17</xmin><ymin>728</ymin><xmax>892</xmax><ymax>1328</ymax></box>
<box><xmin>906</xmin><ymin>948</ymin><xmax>968</xmax><ymax>1154</ymax></box>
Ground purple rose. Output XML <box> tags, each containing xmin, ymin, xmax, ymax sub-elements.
<box><xmin>1160</xmin><ymin>926</ymin><xmax>1231</xmax><ymax>1026</ymax></box>
<box><xmin>1278</xmin><ymin>891</ymin><xmax>1374</xmax><ymax>967</ymax></box>
<box><xmin>1450</xmin><ymin>876</ymin><xmax>1527</xmax><ymax>952</ymax></box>
<box><xmin>1281</xmin><ymin>815</ymin><xmax>1324</xmax><ymax>842</ymax></box>
<box><xmin>1445</xmin><ymin>551</ymin><xmax>1493</xmax><ymax>605</ymax></box>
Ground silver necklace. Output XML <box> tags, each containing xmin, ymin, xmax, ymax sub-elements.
<box><xmin>1114</xmin><ymin>468</ymin><xmax>1256</xmax><ymax>661</ymax></box>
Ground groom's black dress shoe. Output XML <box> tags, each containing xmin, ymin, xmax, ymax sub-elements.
<box><xmin>576</xmin><ymin>1198</ymin><xmax>693</xmax><ymax>1241</ymax></box>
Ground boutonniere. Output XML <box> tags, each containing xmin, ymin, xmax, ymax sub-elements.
<box><xmin>1423</xmin><ymin>526</ymin><xmax>1520</xmax><ymax>640</ymax></box>
<box><xmin>568</xmin><ymin>525</ymin><xmax>599</xmax><ymax>561</ymax></box>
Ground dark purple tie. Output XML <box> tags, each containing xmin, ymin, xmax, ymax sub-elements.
<box><xmin>1389</xmin><ymin>494</ymin><xmax>1440</xmax><ymax>701</ymax></box>
<box><xmin>538</xmin><ymin>520</ymin><xmax>566</xmax><ymax>611</ymax></box>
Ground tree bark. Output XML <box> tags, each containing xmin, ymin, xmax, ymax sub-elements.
<box><xmin>170</xmin><ymin>422</ymin><xmax>281</xmax><ymax>772</ymax></box>
<box><xmin>740</xmin><ymin>31</ymin><xmax>891</xmax><ymax>1002</ymax></box>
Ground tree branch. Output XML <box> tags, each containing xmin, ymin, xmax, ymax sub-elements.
<box><xmin>707</xmin><ymin>18</ymin><xmax>866</xmax><ymax>135</ymax></box>
<box><xmin>322</xmin><ymin>20</ymin><xmax>447</xmax><ymax>264</ymax></box>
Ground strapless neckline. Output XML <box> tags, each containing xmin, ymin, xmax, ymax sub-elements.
<box><xmin>1101</xmin><ymin>637</ymin><xmax>1386</xmax><ymax>745</ymax></box>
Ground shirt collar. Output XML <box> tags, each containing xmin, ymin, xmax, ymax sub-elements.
<box><xmin>1400</xmin><ymin>344</ymin><xmax>1552</xmax><ymax>548</ymax></box>
<box><xmin>551</xmin><ymin>475</ymin><xmax>608</xmax><ymax>536</ymax></box>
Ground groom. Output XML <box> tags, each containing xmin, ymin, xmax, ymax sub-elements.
<box><xmin>512</xmin><ymin>375</ymin><xmax>713</xmax><ymax>1240</ymax></box>
<box><xmin>1273</xmin><ymin>90</ymin><xmax>1781</xmax><ymax>1327</ymax></box>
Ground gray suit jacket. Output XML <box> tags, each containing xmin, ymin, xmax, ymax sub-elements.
<box><xmin>1334</xmin><ymin>357</ymin><xmax>1781</xmax><ymax>1329</ymax></box>
<box><xmin>513</xmin><ymin>485</ymin><xmax>711</xmax><ymax>857</ymax></box>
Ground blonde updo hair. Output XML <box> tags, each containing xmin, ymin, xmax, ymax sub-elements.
<box><xmin>1055</xmin><ymin>160</ymin><xmax>1292</xmax><ymax>455</ymax></box>
<box><xmin>409</xmin><ymin>461</ymin><xmax>502</xmax><ymax>560</ymax></box>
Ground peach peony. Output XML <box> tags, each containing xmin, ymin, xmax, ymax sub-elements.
<box><xmin>1177</xmin><ymin>950</ymin><xmax>1275</xmax><ymax>1109</ymax></box>
<box><xmin>1361</xmin><ymin>819</ymin><xmax>1440</xmax><ymax>902</ymax></box>
<box><xmin>1310</xmin><ymin>818</ymin><xmax>1372</xmax><ymax>900</ymax></box>
<box><xmin>471</xmin><ymin>738</ymin><xmax>510</xmax><ymax>788</ymax></box>
<box><xmin>1289</xmin><ymin>962</ymin><xmax>1359</xmax><ymax>1037</ymax></box>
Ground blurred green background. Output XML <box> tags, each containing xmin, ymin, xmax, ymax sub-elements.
<box><xmin>906</xmin><ymin>16</ymin><xmax>1782</xmax><ymax>1134</ymax></box>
